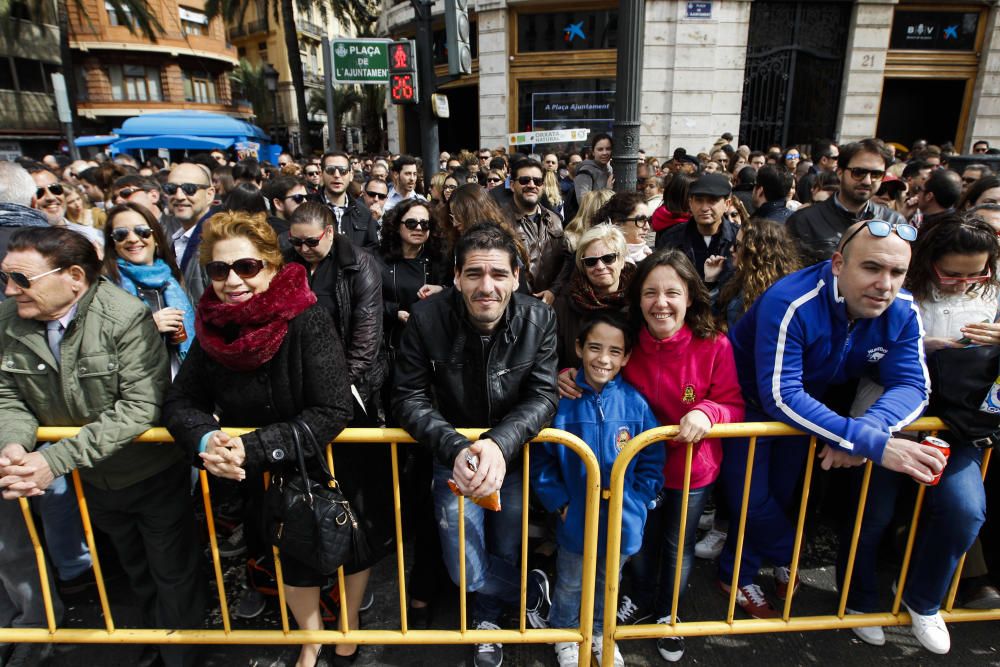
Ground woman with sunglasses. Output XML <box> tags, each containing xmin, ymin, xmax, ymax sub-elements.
<box><xmin>102</xmin><ymin>203</ymin><xmax>193</xmax><ymax>376</ymax></box>
<box><xmin>596</xmin><ymin>191</ymin><xmax>652</xmax><ymax>264</ymax></box>
<box><xmin>163</xmin><ymin>211</ymin><xmax>352</xmax><ymax>667</ymax></box>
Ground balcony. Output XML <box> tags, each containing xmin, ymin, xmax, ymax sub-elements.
<box><xmin>296</xmin><ymin>20</ymin><xmax>323</xmax><ymax>38</ymax></box>
<box><xmin>302</xmin><ymin>68</ymin><xmax>324</xmax><ymax>87</ymax></box>
<box><xmin>229</xmin><ymin>17</ymin><xmax>268</xmax><ymax>39</ymax></box>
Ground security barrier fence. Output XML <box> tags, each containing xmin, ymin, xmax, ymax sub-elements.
<box><xmin>2</xmin><ymin>419</ymin><xmax>998</xmax><ymax>667</ymax></box>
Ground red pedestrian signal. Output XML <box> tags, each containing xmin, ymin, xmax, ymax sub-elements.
<box><xmin>387</xmin><ymin>40</ymin><xmax>418</xmax><ymax>105</ymax></box>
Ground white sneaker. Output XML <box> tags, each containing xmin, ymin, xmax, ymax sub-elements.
<box><xmin>698</xmin><ymin>507</ymin><xmax>716</xmax><ymax>531</ymax></box>
<box><xmin>554</xmin><ymin>641</ymin><xmax>579</xmax><ymax>667</ymax></box>
<box><xmin>591</xmin><ymin>636</ymin><xmax>625</xmax><ymax>667</ymax></box>
<box><xmin>903</xmin><ymin>601</ymin><xmax>950</xmax><ymax>654</ymax></box>
<box><xmin>654</xmin><ymin>616</ymin><xmax>685</xmax><ymax>662</ymax></box>
<box><xmin>695</xmin><ymin>529</ymin><xmax>727</xmax><ymax>560</ymax></box>
<box><xmin>846</xmin><ymin>608</ymin><xmax>885</xmax><ymax>646</ymax></box>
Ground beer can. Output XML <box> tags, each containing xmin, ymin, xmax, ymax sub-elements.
<box><xmin>921</xmin><ymin>436</ymin><xmax>951</xmax><ymax>486</ymax></box>
<box><xmin>171</xmin><ymin>322</ymin><xmax>188</xmax><ymax>345</ymax></box>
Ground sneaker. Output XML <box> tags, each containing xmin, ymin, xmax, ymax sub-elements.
<box><xmin>56</xmin><ymin>568</ymin><xmax>96</xmax><ymax>597</ymax></box>
<box><xmin>846</xmin><ymin>608</ymin><xmax>885</xmax><ymax>646</ymax></box>
<box><xmin>694</xmin><ymin>529</ymin><xmax>727</xmax><ymax>560</ymax></box>
<box><xmin>591</xmin><ymin>636</ymin><xmax>624</xmax><ymax>667</ymax></box>
<box><xmin>616</xmin><ymin>595</ymin><xmax>651</xmax><ymax>625</ymax></box>
<box><xmin>473</xmin><ymin>620</ymin><xmax>503</xmax><ymax>667</ymax></box>
<box><xmin>554</xmin><ymin>641</ymin><xmax>579</xmax><ymax>667</ymax></box>
<box><xmin>903</xmin><ymin>601</ymin><xmax>950</xmax><ymax>654</ymax></box>
<box><xmin>698</xmin><ymin>507</ymin><xmax>716</xmax><ymax>532</ymax></box>
<box><xmin>217</xmin><ymin>524</ymin><xmax>247</xmax><ymax>558</ymax></box>
<box><xmin>655</xmin><ymin>616</ymin><xmax>685</xmax><ymax>662</ymax></box>
<box><xmin>526</xmin><ymin>569</ymin><xmax>551</xmax><ymax>629</ymax></box>
<box><xmin>359</xmin><ymin>590</ymin><xmax>375</xmax><ymax>613</ymax></box>
<box><xmin>718</xmin><ymin>580</ymin><xmax>778</xmax><ymax>619</ymax></box>
<box><xmin>957</xmin><ymin>577</ymin><xmax>1000</xmax><ymax>609</ymax></box>
<box><xmin>231</xmin><ymin>585</ymin><xmax>266</xmax><ymax>619</ymax></box>
<box><xmin>774</xmin><ymin>566</ymin><xmax>800</xmax><ymax>600</ymax></box>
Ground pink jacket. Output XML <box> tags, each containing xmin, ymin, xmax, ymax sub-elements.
<box><xmin>622</xmin><ymin>324</ymin><xmax>744</xmax><ymax>490</ymax></box>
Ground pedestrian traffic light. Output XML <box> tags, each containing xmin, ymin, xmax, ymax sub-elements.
<box><xmin>444</xmin><ymin>0</ymin><xmax>472</xmax><ymax>75</ymax></box>
<box><xmin>388</xmin><ymin>40</ymin><xmax>418</xmax><ymax>105</ymax></box>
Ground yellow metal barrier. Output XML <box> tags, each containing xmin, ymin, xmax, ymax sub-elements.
<box><xmin>4</xmin><ymin>427</ymin><xmax>602</xmax><ymax>667</ymax></box>
<box><xmin>600</xmin><ymin>417</ymin><xmax>999</xmax><ymax>667</ymax></box>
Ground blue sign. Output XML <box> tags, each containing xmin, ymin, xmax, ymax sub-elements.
<box><xmin>687</xmin><ymin>1</ymin><xmax>712</xmax><ymax>19</ymax></box>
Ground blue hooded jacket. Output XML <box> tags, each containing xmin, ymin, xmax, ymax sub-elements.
<box><xmin>532</xmin><ymin>370</ymin><xmax>662</xmax><ymax>556</ymax></box>
<box><xmin>729</xmin><ymin>260</ymin><xmax>930</xmax><ymax>462</ymax></box>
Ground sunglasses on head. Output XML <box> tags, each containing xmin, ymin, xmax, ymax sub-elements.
<box><xmin>0</xmin><ymin>266</ymin><xmax>63</xmax><ymax>289</ymax></box>
<box><xmin>839</xmin><ymin>219</ymin><xmax>917</xmax><ymax>252</ymax></box>
<box><xmin>516</xmin><ymin>176</ymin><xmax>544</xmax><ymax>187</ymax></box>
<box><xmin>205</xmin><ymin>258</ymin><xmax>267</xmax><ymax>281</ymax></box>
<box><xmin>365</xmin><ymin>190</ymin><xmax>388</xmax><ymax>200</ymax></box>
<box><xmin>324</xmin><ymin>165</ymin><xmax>350</xmax><ymax>176</ymax></box>
<box><xmin>288</xmin><ymin>228</ymin><xmax>329</xmax><ymax>248</ymax></box>
<box><xmin>111</xmin><ymin>226</ymin><xmax>154</xmax><ymax>243</ymax></box>
<box><xmin>163</xmin><ymin>182</ymin><xmax>209</xmax><ymax>196</ymax></box>
<box><xmin>846</xmin><ymin>167</ymin><xmax>886</xmax><ymax>180</ymax></box>
<box><xmin>403</xmin><ymin>218</ymin><xmax>431</xmax><ymax>231</ymax></box>
<box><xmin>36</xmin><ymin>183</ymin><xmax>64</xmax><ymax>198</ymax></box>
<box><xmin>283</xmin><ymin>193</ymin><xmax>309</xmax><ymax>204</ymax></box>
<box><xmin>581</xmin><ymin>252</ymin><xmax>618</xmax><ymax>268</ymax></box>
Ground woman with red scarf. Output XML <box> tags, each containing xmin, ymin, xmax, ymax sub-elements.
<box><xmin>163</xmin><ymin>211</ymin><xmax>351</xmax><ymax>667</ymax></box>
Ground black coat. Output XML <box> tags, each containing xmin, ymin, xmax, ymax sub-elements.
<box><xmin>392</xmin><ymin>289</ymin><xmax>559</xmax><ymax>468</ymax></box>
<box><xmin>163</xmin><ymin>305</ymin><xmax>352</xmax><ymax>470</ymax></box>
<box><xmin>656</xmin><ymin>218</ymin><xmax>738</xmax><ymax>289</ymax></box>
<box><xmin>320</xmin><ymin>192</ymin><xmax>379</xmax><ymax>251</ymax></box>
<box><xmin>786</xmin><ymin>197</ymin><xmax>906</xmax><ymax>266</ymax></box>
<box><xmin>379</xmin><ymin>251</ymin><xmax>449</xmax><ymax>351</ymax></box>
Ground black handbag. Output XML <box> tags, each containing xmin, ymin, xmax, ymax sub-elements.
<box><xmin>263</xmin><ymin>418</ymin><xmax>361</xmax><ymax>575</ymax></box>
<box><xmin>927</xmin><ymin>344</ymin><xmax>1000</xmax><ymax>448</ymax></box>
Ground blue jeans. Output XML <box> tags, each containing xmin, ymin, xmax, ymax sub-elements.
<box><xmin>549</xmin><ymin>548</ymin><xmax>623</xmax><ymax>634</ymax></box>
<box><xmin>432</xmin><ymin>461</ymin><xmax>523</xmax><ymax>625</ymax></box>
<box><xmin>628</xmin><ymin>484</ymin><xmax>712</xmax><ymax>616</ymax></box>
<box><xmin>837</xmin><ymin>443</ymin><xmax>986</xmax><ymax>615</ymax></box>
<box><xmin>32</xmin><ymin>466</ymin><xmax>92</xmax><ymax>581</ymax></box>
<box><xmin>719</xmin><ymin>417</ymin><xmax>811</xmax><ymax>586</ymax></box>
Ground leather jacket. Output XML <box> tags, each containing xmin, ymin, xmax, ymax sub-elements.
<box><xmin>510</xmin><ymin>205</ymin><xmax>567</xmax><ymax>294</ymax></box>
<box><xmin>786</xmin><ymin>197</ymin><xmax>905</xmax><ymax>266</ymax></box>
<box><xmin>320</xmin><ymin>192</ymin><xmax>379</xmax><ymax>251</ymax></box>
<box><xmin>391</xmin><ymin>289</ymin><xmax>559</xmax><ymax>468</ymax></box>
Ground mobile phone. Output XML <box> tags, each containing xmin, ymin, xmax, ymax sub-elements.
<box><xmin>956</xmin><ymin>319</ymin><xmax>992</xmax><ymax>345</ymax></box>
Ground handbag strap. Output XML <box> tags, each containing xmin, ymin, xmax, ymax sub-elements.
<box><xmin>287</xmin><ymin>419</ymin><xmax>314</xmax><ymax>505</ymax></box>
<box><xmin>290</xmin><ymin>417</ymin><xmax>337</xmax><ymax>484</ymax></box>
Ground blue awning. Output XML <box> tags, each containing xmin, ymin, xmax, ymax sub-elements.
<box><xmin>112</xmin><ymin>111</ymin><xmax>268</xmax><ymax>142</ymax></box>
<box><xmin>75</xmin><ymin>135</ymin><xmax>118</xmax><ymax>147</ymax></box>
<box><xmin>110</xmin><ymin>135</ymin><xmax>234</xmax><ymax>151</ymax></box>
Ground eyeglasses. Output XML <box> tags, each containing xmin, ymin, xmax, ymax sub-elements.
<box><xmin>516</xmin><ymin>176</ymin><xmax>544</xmax><ymax>187</ymax></box>
<box><xmin>839</xmin><ymin>219</ymin><xmax>918</xmax><ymax>252</ymax></box>
<box><xmin>163</xmin><ymin>182</ymin><xmax>209</xmax><ymax>197</ymax></box>
<box><xmin>618</xmin><ymin>215</ymin><xmax>650</xmax><ymax>228</ymax></box>
<box><xmin>846</xmin><ymin>167</ymin><xmax>886</xmax><ymax>181</ymax></box>
<box><xmin>963</xmin><ymin>176</ymin><xmax>979</xmax><ymax>185</ymax></box>
<box><xmin>785</xmin><ymin>153</ymin><xmax>800</xmax><ymax>160</ymax></box>
<box><xmin>283</xmin><ymin>193</ymin><xmax>309</xmax><ymax>204</ymax></box>
<box><xmin>933</xmin><ymin>263</ymin><xmax>992</xmax><ymax>286</ymax></box>
<box><xmin>0</xmin><ymin>266</ymin><xmax>63</xmax><ymax>289</ymax></box>
<box><xmin>305</xmin><ymin>169</ymin><xmax>321</xmax><ymax>177</ymax></box>
<box><xmin>365</xmin><ymin>190</ymin><xmax>388</xmax><ymax>200</ymax></box>
<box><xmin>111</xmin><ymin>226</ymin><xmax>154</xmax><ymax>243</ymax></box>
<box><xmin>443</xmin><ymin>184</ymin><xmax>458</xmax><ymax>192</ymax></box>
<box><xmin>402</xmin><ymin>218</ymin><xmax>431</xmax><ymax>231</ymax></box>
<box><xmin>324</xmin><ymin>165</ymin><xmax>350</xmax><ymax>176</ymax></box>
<box><xmin>487</xmin><ymin>177</ymin><xmax>503</xmax><ymax>184</ymax></box>
<box><xmin>479</xmin><ymin>154</ymin><xmax>491</xmax><ymax>160</ymax></box>
<box><xmin>581</xmin><ymin>252</ymin><xmax>618</xmax><ymax>268</ymax></box>
<box><xmin>288</xmin><ymin>228</ymin><xmax>329</xmax><ymax>248</ymax></box>
<box><xmin>205</xmin><ymin>258</ymin><xmax>267</xmax><ymax>281</ymax></box>
<box><xmin>35</xmin><ymin>183</ymin><xmax>64</xmax><ymax>198</ymax></box>
<box><xmin>113</xmin><ymin>187</ymin><xmax>144</xmax><ymax>201</ymax></box>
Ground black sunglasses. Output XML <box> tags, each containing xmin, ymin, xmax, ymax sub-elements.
<box><xmin>402</xmin><ymin>218</ymin><xmax>431</xmax><ymax>231</ymax></box>
<box><xmin>283</xmin><ymin>193</ymin><xmax>309</xmax><ymax>204</ymax></box>
<box><xmin>113</xmin><ymin>187</ymin><xmax>145</xmax><ymax>201</ymax></box>
<box><xmin>163</xmin><ymin>182</ymin><xmax>209</xmax><ymax>196</ymax></box>
<box><xmin>581</xmin><ymin>253</ymin><xmax>618</xmax><ymax>268</ymax></box>
<box><xmin>0</xmin><ymin>266</ymin><xmax>64</xmax><ymax>289</ymax></box>
<box><xmin>35</xmin><ymin>183</ymin><xmax>64</xmax><ymax>198</ymax></box>
<box><xmin>846</xmin><ymin>167</ymin><xmax>886</xmax><ymax>181</ymax></box>
<box><xmin>324</xmin><ymin>165</ymin><xmax>351</xmax><ymax>176</ymax></box>
<box><xmin>304</xmin><ymin>169</ymin><xmax>321</xmax><ymax>176</ymax></box>
<box><xmin>205</xmin><ymin>258</ymin><xmax>267</xmax><ymax>281</ymax></box>
<box><xmin>617</xmin><ymin>215</ymin><xmax>650</xmax><ymax>228</ymax></box>
<box><xmin>516</xmin><ymin>176</ymin><xmax>544</xmax><ymax>187</ymax></box>
<box><xmin>365</xmin><ymin>190</ymin><xmax>388</xmax><ymax>200</ymax></box>
<box><xmin>288</xmin><ymin>228</ymin><xmax>329</xmax><ymax>248</ymax></box>
<box><xmin>111</xmin><ymin>226</ymin><xmax>154</xmax><ymax>243</ymax></box>
<box><xmin>487</xmin><ymin>177</ymin><xmax>503</xmax><ymax>184</ymax></box>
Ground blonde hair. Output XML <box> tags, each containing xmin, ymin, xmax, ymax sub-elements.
<box><xmin>200</xmin><ymin>211</ymin><xmax>284</xmax><ymax>270</ymax></box>
<box><xmin>542</xmin><ymin>169</ymin><xmax>562</xmax><ymax>209</ymax></box>
<box><xmin>565</xmin><ymin>188</ymin><xmax>615</xmax><ymax>251</ymax></box>
<box><xmin>575</xmin><ymin>224</ymin><xmax>627</xmax><ymax>274</ymax></box>
<box><xmin>429</xmin><ymin>171</ymin><xmax>448</xmax><ymax>202</ymax></box>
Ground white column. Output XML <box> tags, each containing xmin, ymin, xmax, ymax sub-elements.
<box><xmin>476</xmin><ymin>2</ymin><xmax>509</xmax><ymax>150</ymax></box>
<box><xmin>966</xmin><ymin>3</ymin><xmax>1000</xmax><ymax>150</ymax></box>
<box><xmin>835</xmin><ymin>0</ymin><xmax>897</xmax><ymax>143</ymax></box>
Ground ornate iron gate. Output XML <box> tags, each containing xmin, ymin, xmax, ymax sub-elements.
<box><xmin>739</xmin><ymin>1</ymin><xmax>852</xmax><ymax>150</ymax></box>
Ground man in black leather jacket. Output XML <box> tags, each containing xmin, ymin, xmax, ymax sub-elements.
<box><xmin>787</xmin><ymin>138</ymin><xmax>905</xmax><ymax>265</ymax></box>
<box><xmin>318</xmin><ymin>151</ymin><xmax>379</xmax><ymax>251</ymax></box>
<box><xmin>392</xmin><ymin>222</ymin><xmax>558</xmax><ymax>667</ymax></box>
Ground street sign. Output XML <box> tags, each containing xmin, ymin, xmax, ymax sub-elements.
<box><xmin>508</xmin><ymin>128</ymin><xmax>591</xmax><ymax>146</ymax></box>
<box><xmin>687</xmin><ymin>2</ymin><xmax>712</xmax><ymax>19</ymax></box>
<box><xmin>331</xmin><ymin>38</ymin><xmax>391</xmax><ymax>85</ymax></box>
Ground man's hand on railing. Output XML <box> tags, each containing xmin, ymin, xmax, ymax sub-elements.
<box><xmin>818</xmin><ymin>444</ymin><xmax>866</xmax><ymax>470</ymax></box>
<box><xmin>200</xmin><ymin>431</ymin><xmax>247</xmax><ymax>482</ymax></box>
<box><xmin>0</xmin><ymin>443</ymin><xmax>54</xmax><ymax>499</ymax></box>
<box><xmin>880</xmin><ymin>437</ymin><xmax>947</xmax><ymax>484</ymax></box>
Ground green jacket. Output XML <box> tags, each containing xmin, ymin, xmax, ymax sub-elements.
<box><xmin>0</xmin><ymin>279</ymin><xmax>179</xmax><ymax>490</ymax></box>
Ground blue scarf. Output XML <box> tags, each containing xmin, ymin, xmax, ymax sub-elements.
<box><xmin>117</xmin><ymin>258</ymin><xmax>195</xmax><ymax>358</ymax></box>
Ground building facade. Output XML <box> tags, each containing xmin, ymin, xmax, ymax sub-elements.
<box><xmin>382</xmin><ymin>0</ymin><xmax>1000</xmax><ymax>159</ymax></box>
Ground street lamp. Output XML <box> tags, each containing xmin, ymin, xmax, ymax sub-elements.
<box><xmin>262</xmin><ymin>63</ymin><xmax>279</xmax><ymax>145</ymax></box>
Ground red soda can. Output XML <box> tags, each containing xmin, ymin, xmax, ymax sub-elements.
<box><xmin>920</xmin><ymin>436</ymin><xmax>950</xmax><ymax>486</ymax></box>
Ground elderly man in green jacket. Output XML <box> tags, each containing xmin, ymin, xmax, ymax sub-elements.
<box><xmin>0</xmin><ymin>226</ymin><xmax>204</xmax><ymax>667</ymax></box>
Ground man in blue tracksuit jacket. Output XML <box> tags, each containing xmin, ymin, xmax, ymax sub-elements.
<box><xmin>718</xmin><ymin>219</ymin><xmax>946</xmax><ymax>618</ymax></box>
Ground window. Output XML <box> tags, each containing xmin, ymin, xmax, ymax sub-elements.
<box><xmin>105</xmin><ymin>1</ymin><xmax>138</xmax><ymax>28</ymax></box>
<box><xmin>0</xmin><ymin>58</ymin><xmax>14</xmax><ymax>91</ymax></box>
<box><xmin>179</xmin><ymin>6</ymin><xmax>209</xmax><ymax>36</ymax></box>
<box><xmin>517</xmin><ymin>10</ymin><xmax>618</xmax><ymax>53</ymax></box>
<box><xmin>258</xmin><ymin>41</ymin><xmax>268</xmax><ymax>63</ymax></box>
<box><xmin>237</xmin><ymin>47</ymin><xmax>247</xmax><ymax>58</ymax></box>
<box><xmin>107</xmin><ymin>64</ymin><xmax>162</xmax><ymax>101</ymax></box>
<box><xmin>515</xmin><ymin>78</ymin><xmax>616</xmax><ymax>153</ymax></box>
<box><xmin>75</xmin><ymin>65</ymin><xmax>89</xmax><ymax>101</ymax></box>
<box><xmin>184</xmin><ymin>71</ymin><xmax>217</xmax><ymax>103</ymax></box>
<box><xmin>13</xmin><ymin>58</ymin><xmax>45</xmax><ymax>93</ymax></box>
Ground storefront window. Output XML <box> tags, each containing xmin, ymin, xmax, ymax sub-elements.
<box><xmin>889</xmin><ymin>10</ymin><xmax>979</xmax><ymax>51</ymax></box>
<box><xmin>517</xmin><ymin>10</ymin><xmax>617</xmax><ymax>53</ymax></box>
<box><xmin>515</xmin><ymin>78</ymin><xmax>615</xmax><ymax>153</ymax></box>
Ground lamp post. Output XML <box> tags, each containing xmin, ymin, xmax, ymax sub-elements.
<box><xmin>263</xmin><ymin>63</ymin><xmax>279</xmax><ymax>145</ymax></box>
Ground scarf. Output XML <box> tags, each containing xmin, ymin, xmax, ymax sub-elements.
<box><xmin>195</xmin><ymin>262</ymin><xmax>316</xmax><ymax>372</ymax></box>
<box><xmin>117</xmin><ymin>258</ymin><xmax>196</xmax><ymax>358</ymax></box>
<box><xmin>569</xmin><ymin>261</ymin><xmax>636</xmax><ymax>313</ymax></box>
<box><xmin>652</xmin><ymin>206</ymin><xmax>691</xmax><ymax>232</ymax></box>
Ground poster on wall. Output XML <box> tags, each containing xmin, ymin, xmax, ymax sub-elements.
<box><xmin>528</xmin><ymin>90</ymin><xmax>614</xmax><ymax>152</ymax></box>
<box><xmin>889</xmin><ymin>10</ymin><xmax>979</xmax><ymax>51</ymax></box>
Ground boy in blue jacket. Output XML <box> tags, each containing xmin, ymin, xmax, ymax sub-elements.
<box><xmin>533</xmin><ymin>312</ymin><xmax>663</xmax><ymax>667</ymax></box>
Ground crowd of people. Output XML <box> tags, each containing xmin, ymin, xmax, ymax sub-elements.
<box><xmin>0</xmin><ymin>132</ymin><xmax>998</xmax><ymax>667</ymax></box>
